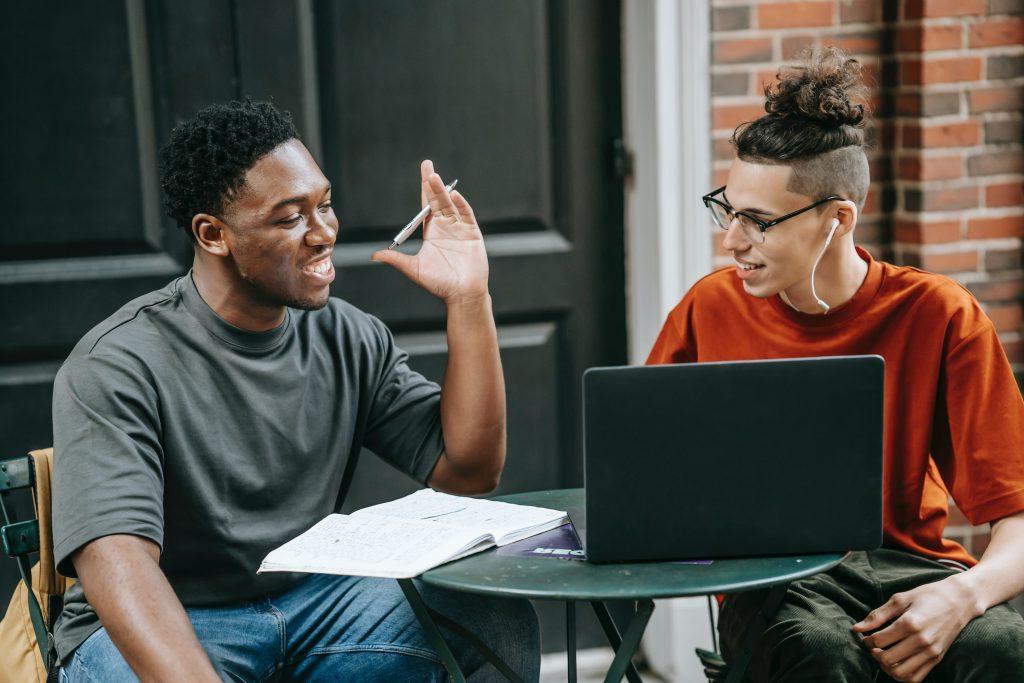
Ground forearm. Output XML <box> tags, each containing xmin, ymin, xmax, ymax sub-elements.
<box><xmin>74</xmin><ymin>534</ymin><xmax>220</xmax><ymax>682</ymax></box>
<box><xmin>437</xmin><ymin>294</ymin><xmax>506</xmax><ymax>490</ymax></box>
<box><xmin>951</xmin><ymin>511</ymin><xmax>1024</xmax><ymax>614</ymax></box>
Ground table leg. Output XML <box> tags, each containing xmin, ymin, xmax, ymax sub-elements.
<box><xmin>598</xmin><ymin>599</ymin><xmax>654</xmax><ymax>683</ymax></box>
<box><xmin>567</xmin><ymin>601</ymin><xmax>577</xmax><ymax>683</ymax></box>
<box><xmin>398</xmin><ymin>579</ymin><xmax>466</xmax><ymax>683</ymax></box>
<box><xmin>397</xmin><ymin>579</ymin><xmax>524</xmax><ymax>683</ymax></box>
<box><xmin>590</xmin><ymin>602</ymin><xmax>644</xmax><ymax>683</ymax></box>
<box><xmin>724</xmin><ymin>581</ymin><xmax>790</xmax><ymax>683</ymax></box>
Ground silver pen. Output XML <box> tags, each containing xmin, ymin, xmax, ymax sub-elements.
<box><xmin>387</xmin><ymin>179</ymin><xmax>459</xmax><ymax>250</ymax></box>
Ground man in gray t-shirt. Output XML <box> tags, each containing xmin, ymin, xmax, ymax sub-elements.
<box><xmin>53</xmin><ymin>100</ymin><xmax>538</xmax><ymax>681</ymax></box>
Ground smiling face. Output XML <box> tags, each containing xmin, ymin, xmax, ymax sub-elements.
<box><xmin>218</xmin><ymin>139</ymin><xmax>338</xmax><ymax>310</ymax></box>
<box><xmin>721</xmin><ymin>159</ymin><xmax>837</xmax><ymax>300</ymax></box>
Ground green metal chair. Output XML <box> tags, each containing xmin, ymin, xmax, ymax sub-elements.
<box><xmin>1</xmin><ymin>449</ymin><xmax>65</xmax><ymax>682</ymax></box>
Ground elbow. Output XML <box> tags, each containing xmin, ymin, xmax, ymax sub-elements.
<box><xmin>433</xmin><ymin>448</ymin><xmax>504</xmax><ymax>495</ymax></box>
<box><xmin>458</xmin><ymin>459</ymin><xmax>503</xmax><ymax>495</ymax></box>
<box><xmin>472</xmin><ymin>468</ymin><xmax>502</xmax><ymax>495</ymax></box>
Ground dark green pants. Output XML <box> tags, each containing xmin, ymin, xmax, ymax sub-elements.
<box><xmin>719</xmin><ymin>549</ymin><xmax>1024</xmax><ymax>682</ymax></box>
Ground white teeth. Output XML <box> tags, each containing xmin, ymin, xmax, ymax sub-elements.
<box><xmin>739</xmin><ymin>263</ymin><xmax>762</xmax><ymax>271</ymax></box>
<box><xmin>306</xmin><ymin>260</ymin><xmax>331</xmax><ymax>275</ymax></box>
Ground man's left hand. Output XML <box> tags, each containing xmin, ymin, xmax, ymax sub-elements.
<box><xmin>852</xmin><ymin>576</ymin><xmax>981</xmax><ymax>682</ymax></box>
<box><xmin>372</xmin><ymin>160</ymin><xmax>489</xmax><ymax>307</ymax></box>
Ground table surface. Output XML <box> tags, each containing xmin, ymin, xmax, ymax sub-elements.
<box><xmin>419</xmin><ymin>489</ymin><xmax>846</xmax><ymax>601</ymax></box>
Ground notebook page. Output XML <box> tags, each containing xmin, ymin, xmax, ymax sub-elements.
<box><xmin>356</xmin><ymin>489</ymin><xmax>567</xmax><ymax>545</ymax></box>
<box><xmin>257</xmin><ymin>513</ymin><xmax>489</xmax><ymax>579</ymax></box>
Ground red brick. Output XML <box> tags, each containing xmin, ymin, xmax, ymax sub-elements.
<box><xmin>895</xmin><ymin>92</ymin><xmax>962</xmax><ymax>117</ymax></box>
<box><xmin>880</xmin><ymin>121</ymin><xmax>898</xmax><ymax>149</ymax></box>
<box><xmin>712</xmin><ymin>137</ymin><xmax>735</xmax><ymax>161</ymax></box>
<box><xmin>985</xmin><ymin>119</ymin><xmax>1023</xmax><ymax>144</ymax></box>
<box><xmin>968</xmin><ymin>276</ymin><xmax>1024</xmax><ymax>302</ymax></box>
<box><xmin>714</xmin><ymin>38</ymin><xmax>774</xmax><ymax>65</ymax></box>
<box><xmin>987</xmin><ymin>182</ymin><xmax>1024</xmax><ymax>207</ymax></box>
<box><xmin>897</xmin><ymin>25</ymin><xmax>963</xmax><ymax>52</ymax></box>
<box><xmin>967</xmin><ymin>214</ymin><xmax>1024</xmax><ymax>239</ymax></box>
<box><xmin>839</xmin><ymin>0</ymin><xmax>880</xmax><ymax>22</ymax></box>
<box><xmin>969</xmin><ymin>87</ymin><xmax>1024</xmax><ymax>114</ymax></box>
<box><xmin>826</xmin><ymin>32</ymin><xmax>883</xmax><ymax>55</ymax></box>
<box><xmin>755</xmin><ymin>68</ymin><xmax>781</xmax><ymax>93</ymax></box>
<box><xmin>714</xmin><ymin>103</ymin><xmax>766</xmax><ymax>130</ymax></box>
<box><xmin>894</xmin><ymin>218</ymin><xmax>962</xmax><ymax>243</ymax></box>
<box><xmin>713</xmin><ymin>167</ymin><xmax>730</xmax><ymax>187</ymax></box>
<box><xmin>904</xmin><ymin>186</ymin><xmax>980</xmax><ymax>211</ymax></box>
<box><xmin>919</xmin><ymin>250</ymin><xmax>980</xmax><ymax>273</ymax></box>
<box><xmin>968</xmin><ymin>151</ymin><xmax>1024</xmax><ymax>177</ymax></box>
<box><xmin>856</xmin><ymin>218</ymin><xmax>888</xmax><ymax>244</ymax></box>
<box><xmin>868</xmin><ymin>158</ymin><xmax>892</xmax><ymax>184</ymax></box>
<box><xmin>713</xmin><ymin>6</ymin><xmax>751</xmax><ymax>32</ymax></box>
<box><xmin>897</xmin><ymin>155</ymin><xmax>963</xmax><ymax>181</ymax></box>
<box><xmin>987</xmin><ymin>248</ymin><xmax>1022</xmax><ymax>271</ymax></box>
<box><xmin>969</xmin><ymin>18</ymin><xmax>1024</xmax><ymax>47</ymax></box>
<box><xmin>758</xmin><ymin>2</ymin><xmax>833</xmax><ymax>28</ymax></box>
<box><xmin>902</xmin><ymin>121</ymin><xmax>981</xmax><ymax>148</ymax></box>
<box><xmin>862</xmin><ymin>188</ymin><xmax>881</xmax><ymax>215</ymax></box>
<box><xmin>860</xmin><ymin>61</ymin><xmax>881</xmax><ymax>88</ymax></box>
<box><xmin>901</xmin><ymin>57</ymin><xmax>983</xmax><ymax>85</ymax></box>
<box><xmin>712</xmin><ymin>72</ymin><xmax>750</xmax><ymax>97</ymax></box>
<box><xmin>986</xmin><ymin>302</ymin><xmax>1023</xmax><ymax>331</ymax></box>
<box><xmin>782</xmin><ymin>35</ymin><xmax>816</xmax><ymax>60</ymax></box>
<box><xmin>841</xmin><ymin>0</ymin><xmax>879</xmax><ymax>23</ymax></box>
<box><xmin>905</xmin><ymin>0</ymin><xmax>987</xmax><ymax>18</ymax></box>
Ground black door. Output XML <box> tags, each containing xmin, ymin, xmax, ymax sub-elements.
<box><xmin>1</xmin><ymin>0</ymin><xmax>625</xmax><ymax>652</ymax></box>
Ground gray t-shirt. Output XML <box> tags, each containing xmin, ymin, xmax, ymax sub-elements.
<box><xmin>51</xmin><ymin>273</ymin><xmax>444</xmax><ymax>661</ymax></box>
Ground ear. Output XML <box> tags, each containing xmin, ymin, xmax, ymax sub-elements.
<box><xmin>833</xmin><ymin>200</ymin><xmax>858</xmax><ymax>239</ymax></box>
<box><xmin>192</xmin><ymin>213</ymin><xmax>230</xmax><ymax>256</ymax></box>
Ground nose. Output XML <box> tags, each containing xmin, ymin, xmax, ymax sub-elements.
<box><xmin>306</xmin><ymin>211</ymin><xmax>338</xmax><ymax>247</ymax></box>
<box><xmin>720</xmin><ymin>215</ymin><xmax>751</xmax><ymax>252</ymax></box>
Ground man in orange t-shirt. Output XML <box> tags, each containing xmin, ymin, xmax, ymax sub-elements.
<box><xmin>648</xmin><ymin>48</ymin><xmax>1024</xmax><ymax>681</ymax></box>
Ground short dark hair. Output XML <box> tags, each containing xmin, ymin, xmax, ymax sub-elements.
<box><xmin>731</xmin><ymin>47</ymin><xmax>871</xmax><ymax>209</ymax></box>
<box><xmin>159</xmin><ymin>99</ymin><xmax>299</xmax><ymax>240</ymax></box>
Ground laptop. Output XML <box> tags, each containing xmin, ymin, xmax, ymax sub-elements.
<box><xmin>576</xmin><ymin>356</ymin><xmax>884</xmax><ymax>563</ymax></box>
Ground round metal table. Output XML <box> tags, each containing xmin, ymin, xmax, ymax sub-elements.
<box><xmin>397</xmin><ymin>489</ymin><xmax>846</xmax><ymax>682</ymax></box>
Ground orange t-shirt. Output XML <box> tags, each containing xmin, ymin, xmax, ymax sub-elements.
<box><xmin>646</xmin><ymin>247</ymin><xmax>1024</xmax><ymax>567</ymax></box>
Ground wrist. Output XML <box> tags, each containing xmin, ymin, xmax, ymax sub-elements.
<box><xmin>947</xmin><ymin>569</ymin><xmax>989</xmax><ymax>618</ymax></box>
<box><xmin>444</xmin><ymin>291</ymin><xmax>492</xmax><ymax>312</ymax></box>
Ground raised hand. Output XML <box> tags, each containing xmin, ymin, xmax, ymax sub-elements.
<box><xmin>372</xmin><ymin>160</ymin><xmax>489</xmax><ymax>306</ymax></box>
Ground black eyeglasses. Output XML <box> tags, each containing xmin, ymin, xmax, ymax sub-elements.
<box><xmin>702</xmin><ymin>186</ymin><xmax>846</xmax><ymax>243</ymax></box>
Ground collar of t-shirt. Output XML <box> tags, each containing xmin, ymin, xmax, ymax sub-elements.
<box><xmin>180</xmin><ymin>271</ymin><xmax>294</xmax><ymax>352</ymax></box>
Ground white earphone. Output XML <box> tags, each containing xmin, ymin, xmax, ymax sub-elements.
<box><xmin>810</xmin><ymin>218</ymin><xmax>840</xmax><ymax>313</ymax></box>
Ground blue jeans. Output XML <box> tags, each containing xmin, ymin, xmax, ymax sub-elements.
<box><xmin>60</xmin><ymin>573</ymin><xmax>540</xmax><ymax>682</ymax></box>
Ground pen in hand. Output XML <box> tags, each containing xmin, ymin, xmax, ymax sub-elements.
<box><xmin>387</xmin><ymin>179</ymin><xmax>459</xmax><ymax>250</ymax></box>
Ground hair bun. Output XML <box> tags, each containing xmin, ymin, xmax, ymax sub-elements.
<box><xmin>764</xmin><ymin>47</ymin><xmax>868</xmax><ymax>128</ymax></box>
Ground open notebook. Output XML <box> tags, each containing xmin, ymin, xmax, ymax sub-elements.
<box><xmin>258</xmin><ymin>489</ymin><xmax>567</xmax><ymax>579</ymax></box>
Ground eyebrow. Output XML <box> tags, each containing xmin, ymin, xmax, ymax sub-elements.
<box><xmin>722</xmin><ymin>190</ymin><xmax>775</xmax><ymax>217</ymax></box>
<box><xmin>269</xmin><ymin>185</ymin><xmax>332</xmax><ymax>213</ymax></box>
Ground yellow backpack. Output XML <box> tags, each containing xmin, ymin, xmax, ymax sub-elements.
<box><xmin>0</xmin><ymin>448</ymin><xmax>73</xmax><ymax>683</ymax></box>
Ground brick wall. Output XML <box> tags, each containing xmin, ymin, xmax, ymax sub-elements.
<box><xmin>709</xmin><ymin>0</ymin><xmax>1023</xmax><ymax>564</ymax></box>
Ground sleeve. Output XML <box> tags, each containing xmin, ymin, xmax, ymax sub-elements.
<box><xmin>51</xmin><ymin>354</ymin><xmax>165</xmax><ymax>577</ymax></box>
<box><xmin>361</xmin><ymin>316</ymin><xmax>445</xmax><ymax>485</ymax></box>
<box><xmin>932</xmin><ymin>318</ymin><xmax>1024</xmax><ymax>526</ymax></box>
<box><xmin>645</xmin><ymin>293</ymin><xmax>699</xmax><ymax>365</ymax></box>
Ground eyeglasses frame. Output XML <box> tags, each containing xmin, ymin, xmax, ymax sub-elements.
<box><xmin>701</xmin><ymin>186</ymin><xmax>847</xmax><ymax>239</ymax></box>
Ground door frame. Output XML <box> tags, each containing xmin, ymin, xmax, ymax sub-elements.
<box><xmin>622</xmin><ymin>0</ymin><xmax>712</xmax><ymax>364</ymax></box>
